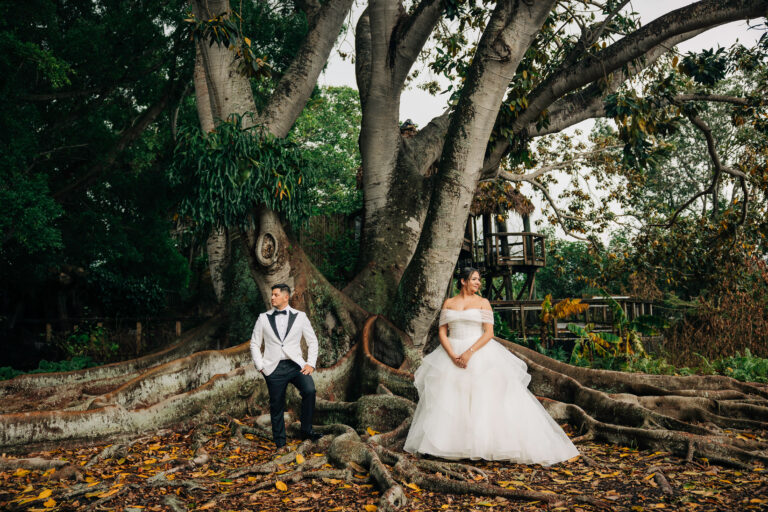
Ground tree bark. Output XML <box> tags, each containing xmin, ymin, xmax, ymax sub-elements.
<box><xmin>391</xmin><ymin>0</ymin><xmax>558</xmax><ymax>345</ymax></box>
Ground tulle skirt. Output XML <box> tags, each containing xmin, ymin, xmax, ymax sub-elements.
<box><xmin>404</xmin><ymin>336</ymin><xmax>580</xmax><ymax>465</ymax></box>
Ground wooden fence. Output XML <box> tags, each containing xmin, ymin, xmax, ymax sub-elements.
<box><xmin>492</xmin><ymin>297</ymin><xmax>656</xmax><ymax>339</ymax></box>
<box><xmin>9</xmin><ymin>316</ymin><xmax>203</xmax><ymax>357</ymax></box>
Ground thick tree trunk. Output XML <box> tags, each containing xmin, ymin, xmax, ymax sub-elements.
<box><xmin>346</xmin><ymin>4</ymin><xmax>448</xmax><ymax>313</ymax></box>
<box><xmin>5</xmin><ymin>3</ymin><xmax>768</xmax><ymax>509</ymax></box>
<box><xmin>391</xmin><ymin>0</ymin><xmax>558</xmax><ymax>345</ymax></box>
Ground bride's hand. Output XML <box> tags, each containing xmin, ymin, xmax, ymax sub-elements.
<box><xmin>457</xmin><ymin>351</ymin><xmax>472</xmax><ymax>368</ymax></box>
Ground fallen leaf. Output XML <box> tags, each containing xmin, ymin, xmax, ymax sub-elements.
<box><xmin>366</xmin><ymin>427</ymin><xmax>379</xmax><ymax>436</ymax></box>
<box><xmin>295</xmin><ymin>453</ymin><xmax>305</xmax><ymax>464</ymax></box>
<box><xmin>348</xmin><ymin>461</ymin><xmax>366</xmax><ymax>473</ymax></box>
<box><xmin>364</xmin><ymin>505</ymin><xmax>378</xmax><ymax>511</ymax></box>
<box><xmin>43</xmin><ymin>498</ymin><xmax>56</xmax><ymax>508</ymax></box>
<box><xmin>275</xmin><ymin>480</ymin><xmax>288</xmax><ymax>491</ymax></box>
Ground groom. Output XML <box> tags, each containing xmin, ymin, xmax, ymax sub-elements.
<box><xmin>250</xmin><ymin>284</ymin><xmax>322</xmax><ymax>451</ymax></box>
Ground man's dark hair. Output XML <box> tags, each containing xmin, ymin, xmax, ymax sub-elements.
<box><xmin>271</xmin><ymin>283</ymin><xmax>291</xmax><ymax>295</ymax></box>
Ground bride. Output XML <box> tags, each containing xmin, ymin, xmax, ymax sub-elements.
<box><xmin>404</xmin><ymin>267</ymin><xmax>579</xmax><ymax>465</ymax></box>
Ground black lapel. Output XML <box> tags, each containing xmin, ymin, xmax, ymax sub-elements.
<box><xmin>284</xmin><ymin>311</ymin><xmax>299</xmax><ymax>340</ymax></box>
<box><xmin>266</xmin><ymin>312</ymin><xmax>281</xmax><ymax>341</ymax></box>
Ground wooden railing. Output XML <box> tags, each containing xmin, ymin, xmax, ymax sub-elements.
<box><xmin>471</xmin><ymin>231</ymin><xmax>546</xmax><ymax>269</ymax></box>
<box><xmin>491</xmin><ymin>297</ymin><xmax>656</xmax><ymax>339</ymax></box>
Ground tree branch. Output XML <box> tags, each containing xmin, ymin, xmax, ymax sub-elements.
<box><xmin>406</xmin><ymin>108</ymin><xmax>452</xmax><ymax>175</ymax></box>
<box><xmin>653</xmin><ymin>104</ymin><xmax>751</xmax><ymax>228</ymax></box>
<box><xmin>490</xmin><ymin>145</ymin><xmax>623</xmax><ymax>183</ymax></box>
<box><xmin>481</xmin><ymin>28</ymin><xmax>704</xmax><ymax>176</ymax></box>
<box><xmin>393</xmin><ymin>0</ymin><xmax>446</xmax><ymax>85</ymax></box>
<box><xmin>257</xmin><ymin>0</ymin><xmax>354</xmax><ymax>137</ymax></box>
<box><xmin>355</xmin><ymin>8</ymin><xmax>372</xmax><ymax>108</ymax></box>
<box><xmin>528</xmin><ymin>179</ymin><xmax>589</xmax><ymax>241</ymax></box>
<box><xmin>510</xmin><ymin>0</ymin><xmax>765</xmax><ymax>134</ymax></box>
<box><xmin>674</xmin><ymin>93</ymin><xmax>750</xmax><ymax>106</ymax></box>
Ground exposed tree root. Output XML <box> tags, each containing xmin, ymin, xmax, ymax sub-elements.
<box><xmin>504</xmin><ymin>339</ymin><xmax>768</xmax><ymax>399</ymax></box>
<box><xmin>3</xmin><ymin>315</ymin><xmax>768</xmax><ymax>510</ymax></box>
<box><xmin>0</xmin><ymin>456</ymin><xmax>70</xmax><ymax>471</ymax></box>
<box><xmin>0</xmin><ymin>316</ymin><xmax>222</xmax><ymax>413</ymax></box>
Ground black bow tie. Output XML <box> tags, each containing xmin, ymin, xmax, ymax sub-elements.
<box><xmin>273</xmin><ymin>310</ymin><xmax>287</xmax><ymax>316</ymax></box>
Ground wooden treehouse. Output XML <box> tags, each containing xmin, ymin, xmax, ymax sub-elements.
<box><xmin>458</xmin><ymin>181</ymin><xmax>546</xmax><ymax>302</ymax></box>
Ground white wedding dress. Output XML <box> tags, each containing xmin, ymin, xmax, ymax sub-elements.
<box><xmin>404</xmin><ymin>308</ymin><xmax>579</xmax><ymax>465</ymax></box>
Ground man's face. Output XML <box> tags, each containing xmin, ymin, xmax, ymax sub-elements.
<box><xmin>271</xmin><ymin>288</ymin><xmax>290</xmax><ymax>310</ymax></box>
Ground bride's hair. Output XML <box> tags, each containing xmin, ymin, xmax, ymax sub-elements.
<box><xmin>456</xmin><ymin>267</ymin><xmax>480</xmax><ymax>290</ymax></box>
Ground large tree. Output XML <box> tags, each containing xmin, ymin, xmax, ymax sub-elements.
<box><xmin>3</xmin><ymin>1</ymin><xmax>768</xmax><ymax>509</ymax></box>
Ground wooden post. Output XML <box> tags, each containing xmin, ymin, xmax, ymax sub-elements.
<box><xmin>45</xmin><ymin>323</ymin><xmax>52</xmax><ymax>342</ymax></box>
<box><xmin>552</xmin><ymin>316</ymin><xmax>558</xmax><ymax>344</ymax></box>
<box><xmin>520</xmin><ymin>304</ymin><xmax>526</xmax><ymax>339</ymax></box>
<box><xmin>175</xmin><ymin>321</ymin><xmax>182</xmax><ymax>337</ymax></box>
<box><xmin>136</xmin><ymin>322</ymin><xmax>142</xmax><ymax>355</ymax></box>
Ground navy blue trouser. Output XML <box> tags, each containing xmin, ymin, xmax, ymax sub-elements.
<box><xmin>263</xmin><ymin>360</ymin><xmax>316</xmax><ymax>447</ymax></box>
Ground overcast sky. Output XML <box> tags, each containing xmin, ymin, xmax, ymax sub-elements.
<box><xmin>316</xmin><ymin>2</ymin><xmax>762</xmax><ymax>238</ymax></box>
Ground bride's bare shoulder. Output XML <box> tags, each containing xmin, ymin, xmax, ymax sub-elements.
<box><xmin>442</xmin><ymin>297</ymin><xmax>458</xmax><ymax>310</ymax></box>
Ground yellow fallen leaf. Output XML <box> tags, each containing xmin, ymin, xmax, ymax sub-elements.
<box><xmin>364</xmin><ymin>505</ymin><xmax>378</xmax><ymax>512</ymax></box>
<box><xmin>13</xmin><ymin>468</ymin><xmax>30</xmax><ymax>477</ymax></box>
<box><xmin>275</xmin><ymin>480</ymin><xmax>288</xmax><ymax>491</ymax></box>
<box><xmin>405</xmin><ymin>482</ymin><xmax>421</xmax><ymax>491</ymax></box>
<box><xmin>98</xmin><ymin>488</ymin><xmax>120</xmax><ymax>498</ymax></box>
<box><xmin>43</xmin><ymin>498</ymin><xmax>56</xmax><ymax>508</ymax></box>
<box><xmin>366</xmin><ymin>427</ymin><xmax>379</xmax><ymax>436</ymax></box>
<box><xmin>295</xmin><ymin>453</ymin><xmax>305</xmax><ymax>464</ymax></box>
<box><xmin>37</xmin><ymin>489</ymin><xmax>53</xmax><ymax>500</ymax></box>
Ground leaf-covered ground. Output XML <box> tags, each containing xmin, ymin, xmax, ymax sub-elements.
<box><xmin>1</xmin><ymin>417</ymin><xmax>766</xmax><ymax>512</ymax></box>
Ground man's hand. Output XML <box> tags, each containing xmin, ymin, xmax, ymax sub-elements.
<box><xmin>301</xmin><ymin>364</ymin><xmax>314</xmax><ymax>375</ymax></box>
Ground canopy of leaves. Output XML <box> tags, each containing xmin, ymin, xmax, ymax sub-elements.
<box><xmin>0</xmin><ymin>0</ymin><xmax>194</xmax><ymax>320</ymax></box>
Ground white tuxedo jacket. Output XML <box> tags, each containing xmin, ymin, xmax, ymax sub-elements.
<box><xmin>250</xmin><ymin>306</ymin><xmax>319</xmax><ymax>376</ymax></box>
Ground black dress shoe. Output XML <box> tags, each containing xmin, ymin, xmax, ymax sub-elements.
<box><xmin>299</xmin><ymin>430</ymin><xmax>323</xmax><ymax>441</ymax></box>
